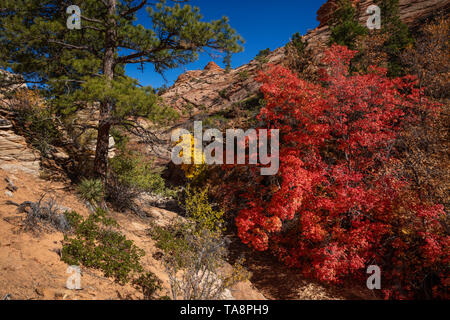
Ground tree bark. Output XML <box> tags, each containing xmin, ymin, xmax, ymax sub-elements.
<box><xmin>93</xmin><ymin>0</ymin><xmax>116</xmax><ymax>179</ymax></box>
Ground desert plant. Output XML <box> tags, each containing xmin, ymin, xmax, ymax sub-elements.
<box><xmin>133</xmin><ymin>272</ymin><xmax>163</xmax><ymax>300</ymax></box>
<box><xmin>105</xmin><ymin>173</ymin><xmax>142</xmax><ymax>214</ymax></box>
<box><xmin>182</xmin><ymin>103</ymin><xmax>195</xmax><ymax>117</ymax></box>
<box><xmin>62</xmin><ymin>209</ymin><xmax>145</xmax><ymax>284</ymax></box>
<box><xmin>375</xmin><ymin>0</ymin><xmax>414</xmax><ymax>76</ymax></box>
<box><xmin>291</xmin><ymin>32</ymin><xmax>305</xmax><ymax>56</ymax></box>
<box><xmin>184</xmin><ymin>186</ymin><xmax>224</xmax><ymax>234</ymax></box>
<box><xmin>77</xmin><ymin>178</ymin><xmax>104</xmax><ymax>207</ymax></box>
<box><xmin>109</xmin><ymin>151</ymin><xmax>167</xmax><ymax>194</ymax></box>
<box><xmin>106</xmin><ymin>146</ymin><xmax>175</xmax><ymax>213</ymax></box>
<box><xmin>218</xmin><ymin>88</ymin><xmax>228</xmax><ymax>99</ymax></box>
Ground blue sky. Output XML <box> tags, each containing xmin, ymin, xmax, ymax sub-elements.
<box><xmin>125</xmin><ymin>0</ymin><xmax>327</xmax><ymax>89</ymax></box>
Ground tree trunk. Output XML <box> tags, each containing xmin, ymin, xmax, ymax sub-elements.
<box><xmin>93</xmin><ymin>0</ymin><xmax>116</xmax><ymax>179</ymax></box>
<box><xmin>93</xmin><ymin>105</ymin><xmax>112</xmax><ymax>179</ymax></box>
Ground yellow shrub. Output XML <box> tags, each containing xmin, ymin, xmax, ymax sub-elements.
<box><xmin>177</xmin><ymin>133</ymin><xmax>207</xmax><ymax>180</ymax></box>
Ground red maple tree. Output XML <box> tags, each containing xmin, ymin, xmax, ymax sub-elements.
<box><xmin>227</xmin><ymin>45</ymin><xmax>448</xmax><ymax>299</ymax></box>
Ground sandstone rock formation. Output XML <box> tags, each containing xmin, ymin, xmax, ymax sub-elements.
<box><xmin>0</xmin><ymin>118</ymin><xmax>40</xmax><ymax>176</ymax></box>
<box><xmin>160</xmin><ymin>48</ymin><xmax>285</xmax><ymax>114</ymax></box>
<box><xmin>317</xmin><ymin>0</ymin><xmax>450</xmax><ymax>28</ymax></box>
<box><xmin>160</xmin><ymin>0</ymin><xmax>449</xmax><ymax>119</ymax></box>
<box><xmin>0</xmin><ymin>70</ymin><xmax>27</xmax><ymax>96</ymax></box>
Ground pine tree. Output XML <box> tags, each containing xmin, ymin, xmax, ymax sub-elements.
<box><xmin>0</xmin><ymin>0</ymin><xmax>244</xmax><ymax>178</ymax></box>
<box><xmin>329</xmin><ymin>0</ymin><xmax>367</xmax><ymax>50</ymax></box>
<box><xmin>375</xmin><ymin>0</ymin><xmax>414</xmax><ymax>76</ymax></box>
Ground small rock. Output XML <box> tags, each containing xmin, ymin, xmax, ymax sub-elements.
<box><xmin>5</xmin><ymin>190</ymin><xmax>13</xmax><ymax>198</ymax></box>
<box><xmin>35</xmin><ymin>287</ymin><xmax>44</xmax><ymax>296</ymax></box>
<box><xmin>5</xmin><ymin>176</ymin><xmax>18</xmax><ymax>192</ymax></box>
<box><xmin>56</xmin><ymin>205</ymin><xmax>73</xmax><ymax>213</ymax></box>
<box><xmin>2</xmin><ymin>294</ymin><xmax>12</xmax><ymax>300</ymax></box>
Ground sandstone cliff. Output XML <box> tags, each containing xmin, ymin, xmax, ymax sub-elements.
<box><xmin>161</xmin><ymin>0</ymin><xmax>450</xmax><ymax>116</ymax></box>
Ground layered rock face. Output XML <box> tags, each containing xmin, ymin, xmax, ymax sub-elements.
<box><xmin>0</xmin><ymin>72</ymin><xmax>40</xmax><ymax>176</ymax></box>
<box><xmin>0</xmin><ymin>118</ymin><xmax>40</xmax><ymax>176</ymax></box>
<box><xmin>160</xmin><ymin>48</ymin><xmax>285</xmax><ymax>113</ymax></box>
<box><xmin>161</xmin><ymin>0</ymin><xmax>449</xmax><ymax>116</ymax></box>
<box><xmin>317</xmin><ymin>0</ymin><xmax>450</xmax><ymax>27</ymax></box>
<box><xmin>312</xmin><ymin>0</ymin><xmax>450</xmax><ymax>44</ymax></box>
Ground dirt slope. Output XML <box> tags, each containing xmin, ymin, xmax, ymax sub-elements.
<box><xmin>0</xmin><ymin>168</ymin><xmax>267</xmax><ymax>300</ymax></box>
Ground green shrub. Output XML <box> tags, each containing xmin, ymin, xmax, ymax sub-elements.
<box><xmin>150</xmin><ymin>220</ymin><xmax>192</xmax><ymax>268</ymax></box>
<box><xmin>238</xmin><ymin>70</ymin><xmax>249</xmax><ymax>81</ymax></box>
<box><xmin>107</xmin><ymin>141</ymin><xmax>176</xmax><ymax>213</ymax></box>
<box><xmin>218</xmin><ymin>88</ymin><xmax>228</xmax><ymax>99</ymax></box>
<box><xmin>77</xmin><ymin>178</ymin><xmax>104</xmax><ymax>207</ymax></box>
<box><xmin>181</xmin><ymin>103</ymin><xmax>195</xmax><ymax>117</ymax></box>
<box><xmin>62</xmin><ymin>209</ymin><xmax>145</xmax><ymax>284</ymax></box>
<box><xmin>255</xmin><ymin>48</ymin><xmax>271</xmax><ymax>64</ymax></box>
<box><xmin>133</xmin><ymin>272</ymin><xmax>163</xmax><ymax>300</ymax></box>
<box><xmin>109</xmin><ymin>151</ymin><xmax>167</xmax><ymax>195</ymax></box>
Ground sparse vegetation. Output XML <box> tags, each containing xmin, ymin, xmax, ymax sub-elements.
<box><xmin>375</xmin><ymin>0</ymin><xmax>414</xmax><ymax>76</ymax></box>
<box><xmin>105</xmin><ymin>145</ymin><xmax>176</xmax><ymax>213</ymax></box>
<box><xmin>255</xmin><ymin>48</ymin><xmax>271</xmax><ymax>64</ymax></box>
<box><xmin>11</xmin><ymin>195</ymin><xmax>71</xmax><ymax>233</ymax></box>
<box><xmin>150</xmin><ymin>186</ymin><xmax>249</xmax><ymax>300</ymax></box>
<box><xmin>218</xmin><ymin>88</ymin><xmax>228</xmax><ymax>99</ymax></box>
<box><xmin>8</xmin><ymin>89</ymin><xmax>60</xmax><ymax>157</ymax></box>
<box><xmin>133</xmin><ymin>272</ymin><xmax>163</xmax><ymax>300</ymax></box>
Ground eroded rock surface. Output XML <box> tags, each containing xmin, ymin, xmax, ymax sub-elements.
<box><xmin>0</xmin><ymin>118</ymin><xmax>40</xmax><ymax>176</ymax></box>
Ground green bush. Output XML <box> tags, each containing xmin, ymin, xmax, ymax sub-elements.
<box><xmin>238</xmin><ymin>70</ymin><xmax>249</xmax><ymax>81</ymax></box>
<box><xmin>133</xmin><ymin>272</ymin><xmax>163</xmax><ymax>300</ymax></box>
<box><xmin>77</xmin><ymin>178</ymin><xmax>104</xmax><ymax>207</ymax></box>
<box><xmin>255</xmin><ymin>48</ymin><xmax>271</xmax><ymax>64</ymax></box>
<box><xmin>106</xmin><ymin>135</ymin><xmax>176</xmax><ymax>213</ymax></box>
<box><xmin>218</xmin><ymin>88</ymin><xmax>228</xmax><ymax>99</ymax></box>
<box><xmin>109</xmin><ymin>151</ymin><xmax>168</xmax><ymax>195</ymax></box>
<box><xmin>181</xmin><ymin>103</ymin><xmax>195</xmax><ymax>117</ymax></box>
<box><xmin>62</xmin><ymin>209</ymin><xmax>145</xmax><ymax>284</ymax></box>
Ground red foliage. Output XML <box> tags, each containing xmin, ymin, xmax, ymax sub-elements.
<box><xmin>228</xmin><ymin>45</ymin><xmax>448</xmax><ymax>299</ymax></box>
